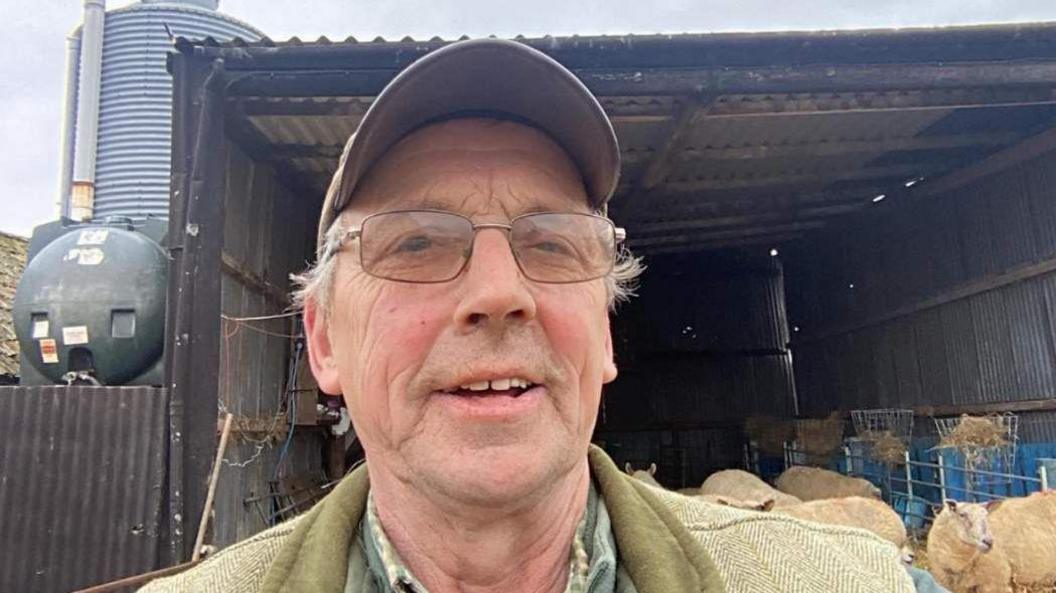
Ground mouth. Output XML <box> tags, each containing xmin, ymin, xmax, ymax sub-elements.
<box><xmin>438</xmin><ymin>376</ymin><xmax>538</xmax><ymax>398</ymax></box>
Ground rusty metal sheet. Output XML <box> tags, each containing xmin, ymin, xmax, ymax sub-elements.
<box><xmin>0</xmin><ymin>385</ymin><xmax>168</xmax><ymax>593</ymax></box>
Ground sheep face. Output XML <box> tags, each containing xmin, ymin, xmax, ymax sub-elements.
<box><xmin>940</xmin><ymin>500</ymin><xmax>994</xmax><ymax>552</ymax></box>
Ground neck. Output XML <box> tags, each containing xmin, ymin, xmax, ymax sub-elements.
<box><xmin>367</xmin><ymin>459</ymin><xmax>592</xmax><ymax>593</ymax></box>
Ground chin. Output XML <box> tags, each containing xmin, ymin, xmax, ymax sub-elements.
<box><xmin>423</xmin><ymin>439</ymin><xmax>577</xmax><ymax>504</ymax></box>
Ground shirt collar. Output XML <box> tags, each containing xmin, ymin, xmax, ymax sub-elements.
<box><xmin>360</xmin><ymin>482</ymin><xmax>617</xmax><ymax>593</ymax></box>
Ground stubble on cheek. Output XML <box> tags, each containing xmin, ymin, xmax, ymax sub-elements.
<box><xmin>347</xmin><ymin>286</ymin><xmax>449</xmax><ymax>455</ymax></box>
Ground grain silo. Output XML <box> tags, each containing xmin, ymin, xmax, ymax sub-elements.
<box><xmin>59</xmin><ymin>0</ymin><xmax>263</xmax><ymax>221</ymax></box>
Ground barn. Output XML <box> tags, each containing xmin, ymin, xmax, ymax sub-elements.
<box><xmin>6</xmin><ymin>22</ymin><xmax>1056</xmax><ymax>590</ymax></box>
<box><xmin>166</xmin><ymin>23</ymin><xmax>1056</xmax><ymax>545</ymax></box>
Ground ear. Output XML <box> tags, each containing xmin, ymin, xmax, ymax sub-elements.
<box><xmin>624</xmin><ymin>462</ymin><xmax>633</xmax><ymax>474</ymax></box>
<box><xmin>759</xmin><ymin>498</ymin><xmax>776</xmax><ymax>512</ymax></box>
<box><xmin>944</xmin><ymin>499</ymin><xmax>959</xmax><ymax>513</ymax></box>
<box><xmin>984</xmin><ymin>499</ymin><xmax>1003</xmax><ymax>513</ymax></box>
<box><xmin>303</xmin><ymin>296</ymin><xmax>342</xmax><ymax>396</ymax></box>
<box><xmin>648</xmin><ymin>462</ymin><xmax>657</xmax><ymax>475</ymax></box>
<box><xmin>602</xmin><ymin>316</ymin><xmax>617</xmax><ymax>384</ymax></box>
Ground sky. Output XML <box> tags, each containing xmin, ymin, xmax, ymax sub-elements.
<box><xmin>3</xmin><ymin>0</ymin><xmax>1056</xmax><ymax>237</ymax></box>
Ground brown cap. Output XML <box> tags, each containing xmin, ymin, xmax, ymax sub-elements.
<box><xmin>317</xmin><ymin>38</ymin><xmax>621</xmax><ymax>250</ymax></box>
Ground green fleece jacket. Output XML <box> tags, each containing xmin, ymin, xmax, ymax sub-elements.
<box><xmin>141</xmin><ymin>447</ymin><xmax>915</xmax><ymax>593</ymax></box>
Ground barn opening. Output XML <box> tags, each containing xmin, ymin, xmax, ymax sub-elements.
<box><xmin>167</xmin><ymin>24</ymin><xmax>1056</xmax><ymax>551</ymax></box>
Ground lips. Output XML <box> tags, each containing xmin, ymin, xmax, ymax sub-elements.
<box><xmin>439</xmin><ymin>376</ymin><xmax>537</xmax><ymax>397</ymax></box>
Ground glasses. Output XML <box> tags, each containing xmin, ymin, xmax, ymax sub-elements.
<box><xmin>334</xmin><ymin>209</ymin><xmax>626</xmax><ymax>284</ymax></box>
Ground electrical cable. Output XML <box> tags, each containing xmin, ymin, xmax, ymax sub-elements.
<box><xmin>273</xmin><ymin>339</ymin><xmax>303</xmax><ymax>482</ymax></box>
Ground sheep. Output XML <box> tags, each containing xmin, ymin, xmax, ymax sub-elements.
<box><xmin>700</xmin><ymin>469</ymin><xmax>802</xmax><ymax>508</ymax></box>
<box><xmin>775</xmin><ymin>465</ymin><xmax>881</xmax><ymax>501</ymax></box>
<box><xmin>926</xmin><ymin>499</ymin><xmax>1006</xmax><ymax>593</ymax></box>
<box><xmin>697</xmin><ymin>493</ymin><xmax>776</xmax><ymax>512</ymax></box>
<box><xmin>927</xmin><ymin>493</ymin><xmax>1056</xmax><ymax>593</ymax></box>
<box><xmin>774</xmin><ymin>496</ymin><xmax>907</xmax><ymax>549</ymax></box>
<box><xmin>624</xmin><ymin>462</ymin><xmax>662</xmax><ymax>488</ymax></box>
<box><xmin>626</xmin><ymin>465</ymin><xmax>780</xmax><ymax>512</ymax></box>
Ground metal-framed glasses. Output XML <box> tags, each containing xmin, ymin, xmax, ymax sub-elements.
<box><xmin>334</xmin><ymin>209</ymin><xmax>626</xmax><ymax>284</ymax></box>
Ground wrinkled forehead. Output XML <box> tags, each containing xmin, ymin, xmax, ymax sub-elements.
<box><xmin>345</xmin><ymin>118</ymin><xmax>591</xmax><ymax>216</ymax></box>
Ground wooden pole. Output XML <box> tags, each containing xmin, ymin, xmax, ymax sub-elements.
<box><xmin>192</xmin><ymin>412</ymin><xmax>234</xmax><ymax>562</ymax></box>
<box><xmin>71</xmin><ymin>560</ymin><xmax>202</xmax><ymax>593</ymax></box>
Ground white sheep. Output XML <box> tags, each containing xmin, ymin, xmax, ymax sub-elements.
<box><xmin>624</xmin><ymin>462</ymin><xmax>662</xmax><ymax>488</ymax></box>
<box><xmin>700</xmin><ymin>469</ymin><xmax>802</xmax><ymax>508</ymax></box>
<box><xmin>775</xmin><ymin>466</ymin><xmax>881</xmax><ymax>501</ymax></box>
<box><xmin>697</xmin><ymin>493</ymin><xmax>776</xmax><ymax>512</ymax></box>
<box><xmin>774</xmin><ymin>496</ymin><xmax>907</xmax><ymax>549</ymax></box>
<box><xmin>927</xmin><ymin>493</ymin><xmax>1056</xmax><ymax>593</ymax></box>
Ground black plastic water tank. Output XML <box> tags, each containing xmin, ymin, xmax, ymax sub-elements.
<box><xmin>13</xmin><ymin>220</ymin><xmax>167</xmax><ymax>385</ymax></box>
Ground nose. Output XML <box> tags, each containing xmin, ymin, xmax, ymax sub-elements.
<box><xmin>453</xmin><ymin>229</ymin><xmax>536</xmax><ymax>331</ymax></box>
<box><xmin>981</xmin><ymin>535</ymin><xmax>994</xmax><ymax>551</ymax></box>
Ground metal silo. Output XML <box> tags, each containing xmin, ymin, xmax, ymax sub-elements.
<box><xmin>62</xmin><ymin>0</ymin><xmax>263</xmax><ymax>221</ymax></box>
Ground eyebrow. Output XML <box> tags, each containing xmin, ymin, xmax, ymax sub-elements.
<box><xmin>400</xmin><ymin>198</ymin><xmax>559</xmax><ymax>215</ymax></box>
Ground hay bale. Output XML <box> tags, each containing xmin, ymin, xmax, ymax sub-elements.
<box><xmin>745</xmin><ymin>416</ymin><xmax>795</xmax><ymax>456</ymax></box>
<box><xmin>796</xmin><ymin>411</ymin><xmax>845</xmax><ymax>458</ymax></box>
<box><xmin>861</xmin><ymin>430</ymin><xmax>909</xmax><ymax>465</ymax></box>
<box><xmin>938</xmin><ymin>415</ymin><xmax>1008</xmax><ymax>449</ymax></box>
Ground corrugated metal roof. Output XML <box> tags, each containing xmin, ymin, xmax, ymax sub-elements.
<box><xmin>179</xmin><ymin>21</ymin><xmax>1056</xmax><ymax>62</ymax></box>
<box><xmin>0</xmin><ymin>386</ymin><xmax>169</xmax><ymax>592</ymax></box>
<box><xmin>169</xmin><ymin>23</ymin><xmax>1056</xmax><ymax>255</ymax></box>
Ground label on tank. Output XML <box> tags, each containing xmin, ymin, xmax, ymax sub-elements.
<box><xmin>62</xmin><ymin>247</ymin><xmax>105</xmax><ymax>265</ymax></box>
<box><xmin>32</xmin><ymin>319</ymin><xmax>49</xmax><ymax>338</ymax></box>
<box><xmin>62</xmin><ymin>325</ymin><xmax>89</xmax><ymax>345</ymax></box>
<box><xmin>39</xmin><ymin>339</ymin><xmax>58</xmax><ymax>364</ymax></box>
<box><xmin>77</xmin><ymin>229</ymin><xmax>109</xmax><ymax>245</ymax></box>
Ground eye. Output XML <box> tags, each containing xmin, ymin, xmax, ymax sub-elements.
<box><xmin>395</xmin><ymin>235</ymin><xmax>433</xmax><ymax>253</ymax></box>
<box><xmin>530</xmin><ymin>240</ymin><xmax>572</xmax><ymax>255</ymax></box>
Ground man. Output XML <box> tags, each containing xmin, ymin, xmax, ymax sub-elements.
<box><xmin>144</xmin><ymin>39</ymin><xmax>940</xmax><ymax>593</ymax></box>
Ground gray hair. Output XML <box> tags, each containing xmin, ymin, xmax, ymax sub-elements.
<box><xmin>291</xmin><ymin>212</ymin><xmax>644</xmax><ymax>319</ymax></box>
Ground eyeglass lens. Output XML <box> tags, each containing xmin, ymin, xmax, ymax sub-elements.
<box><xmin>358</xmin><ymin>211</ymin><xmax>616</xmax><ymax>283</ymax></box>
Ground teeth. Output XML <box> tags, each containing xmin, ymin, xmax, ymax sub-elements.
<box><xmin>453</xmin><ymin>377</ymin><xmax>534</xmax><ymax>392</ymax></box>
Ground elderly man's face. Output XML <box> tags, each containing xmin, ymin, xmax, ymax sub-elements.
<box><xmin>307</xmin><ymin>118</ymin><xmax>618</xmax><ymax>504</ymax></box>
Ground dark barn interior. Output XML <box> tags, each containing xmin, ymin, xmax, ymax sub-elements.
<box><xmin>163</xmin><ymin>23</ymin><xmax>1056</xmax><ymax>548</ymax></box>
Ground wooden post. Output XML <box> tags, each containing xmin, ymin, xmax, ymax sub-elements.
<box><xmin>71</xmin><ymin>561</ymin><xmax>202</xmax><ymax>593</ymax></box>
<box><xmin>192</xmin><ymin>413</ymin><xmax>234</xmax><ymax>562</ymax></box>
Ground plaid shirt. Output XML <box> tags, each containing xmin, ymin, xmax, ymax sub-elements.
<box><xmin>359</xmin><ymin>483</ymin><xmax>618</xmax><ymax>593</ymax></box>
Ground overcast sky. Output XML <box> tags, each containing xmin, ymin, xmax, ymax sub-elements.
<box><xmin>3</xmin><ymin>0</ymin><xmax>1056</xmax><ymax>237</ymax></box>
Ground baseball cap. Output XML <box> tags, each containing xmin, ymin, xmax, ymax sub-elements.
<box><xmin>316</xmin><ymin>38</ymin><xmax>621</xmax><ymax>250</ymax></box>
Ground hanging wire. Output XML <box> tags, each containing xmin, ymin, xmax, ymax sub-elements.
<box><xmin>218</xmin><ymin>311</ymin><xmax>303</xmax><ymax>470</ymax></box>
<box><xmin>223</xmin><ymin>442</ymin><xmax>268</xmax><ymax>468</ymax></box>
<box><xmin>221</xmin><ymin>311</ymin><xmax>301</xmax><ymax>322</ymax></box>
<box><xmin>227</xmin><ymin>321</ymin><xmax>301</xmax><ymax>339</ymax></box>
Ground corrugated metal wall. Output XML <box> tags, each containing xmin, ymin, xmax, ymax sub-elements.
<box><xmin>788</xmin><ymin>148</ymin><xmax>1056</xmax><ymax>439</ymax></box>
<box><xmin>213</xmin><ymin>142</ymin><xmax>325</xmax><ymax>547</ymax></box>
<box><xmin>600</xmin><ymin>254</ymin><xmax>795</xmax><ymax>486</ymax></box>
<box><xmin>0</xmin><ymin>386</ymin><xmax>168</xmax><ymax>593</ymax></box>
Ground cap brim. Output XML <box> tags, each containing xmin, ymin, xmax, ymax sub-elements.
<box><xmin>318</xmin><ymin>38</ymin><xmax>620</xmax><ymax>249</ymax></box>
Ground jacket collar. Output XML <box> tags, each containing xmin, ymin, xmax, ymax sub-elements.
<box><xmin>261</xmin><ymin>446</ymin><xmax>724</xmax><ymax>593</ymax></box>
